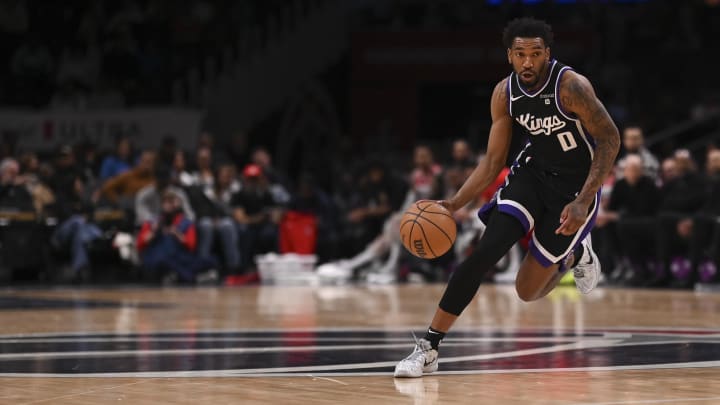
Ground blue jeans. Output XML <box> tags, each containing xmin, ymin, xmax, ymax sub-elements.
<box><xmin>52</xmin><ymin>215</ymin><xmax>102</xmax><ymax>272</ymax></box>
<box><xmin>238</xmin><ymin>222</ymin><xmax>278</xmax><ymax>271</ymax></box>
<box><xmin>197</xmin><ymin>217</ymin><xmax>241</xmax><ymax>270</ymax></box>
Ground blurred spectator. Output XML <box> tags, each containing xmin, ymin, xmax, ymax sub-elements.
<box><xmin>0</xmin><ymin>157</ymin><xmax>33</xmax><ymax>210</ymax></box>
<box><xmin>688</xmin><ymin>149</ymin><xmax>720</xmax><ymax>282</ymax></box>
<box><xmin>171</xmin><ymin>150</ymin><xmax>193</xmax><ymax>186</ymax></box>
<box><xmin>250</xmin><ymin>147</ymin><xmax>290</xmax><ymax>204</ymax></box>
<box><xmin>615</xmin><ymin>127</ymin><xmax>660</xmax><ymax>181</ymax></box>
<box><xmin>48</xmin><ymin>151</ymin><xmax>101</xmax><ymax>283</ymax></box>
<box><xmin>449</xmin><ymin>139</ymin><xmax>476</xmax><ymax>172</ymax></box>
<box><xmin>654</xmin><ymin>150</ymin><xmax>706</xmax><ymax>286</ymax></box>
<box><xmin>158</xmin><ymin>135</ymin><xmax>178</xmax><ymax>167</ymax></box>
<box><xmin>76</xmin><ymin>141</ymin><xmax>100</xmax><ymax>187</ymax></box>
<box><xmin>137</xmin><ymin>189</ymin><xmax>216</xmax><ymax>284</ymax></box>
<box><xmin>232</xmin><ymin>164</ymin><xmax>282</xmax><ymax>273</ymax></box>
<box><xmin>135</xmin><ymin>166</ymin><xmax>194</xmax><ymax>224</ymax></box>
<box><xmin>99</xmin><ymin>136</ymin><xmax>134</xmax><ymax>182</ymax></box>
<box><xmin>600</xmin><ymin>155</ymin><xmax>661</xmax><ymax>285</ymax></box>
<box><xmin>18</xmin><ymin>152</ymin><xmax>54</xmax><ymax>214</ymax></box>
<box><xmin>343</xmin><ymin>159</ymin><xmax>398</xmax><ymax>256</ymax></box>
<box><xmin>183</xmin><ymin>146</ymin><xmax>214</xmax><ymax>188</ymax></box>
<box><xmin>409</xmin><ymin>144</ymin><xmax>444</xmax><ymax>202</ymax></box>
<box><xmin>49</xmin><ymin>145</ymin><xmax>86</xmax><ymax>207</ymax></box>
<box><xmin>659</xmin><ymin>157</ymin><xmax>680</xmax><ymax>187</ymax></box>
<box><xmin>287</xmin><ymin>172</ymin><xmax>340</xmax><ymax>262</ymax></box>
<box><xmin>196</xmin><ymin>164</ymin><xmax>242</xmax><ymax>276</ymax></box>
<box><xmin>97</xmin><ymin>149</ymin><xmax>156</xmax><ymax>207</ymax></box>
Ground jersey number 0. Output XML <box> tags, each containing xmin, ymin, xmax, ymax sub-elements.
<box><xmin>556</xmin><ymin>131</ymin><xmax>578</xmax><ymax>152</ymax></box>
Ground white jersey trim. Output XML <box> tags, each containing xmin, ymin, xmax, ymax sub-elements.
<box><xmin>531</xmin><ymin>192</ymin><xmax>598</xmax><ymax>264</ymax></box>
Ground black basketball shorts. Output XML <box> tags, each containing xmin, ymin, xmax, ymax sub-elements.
<box><xmin>478</xmin><ymin>163</ymin><xmax>599</xmax><ymax>268</ymax></box>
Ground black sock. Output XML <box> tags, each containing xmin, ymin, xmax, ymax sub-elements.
<box><xmin>423</xmin><ymin>327</ymin><xmax>445</xmax><ymax>350</ymax></box>
<box><xmin>572</xmin><ymin>243</ymin><xmax>585</xmax><ymax>267</ymax></box>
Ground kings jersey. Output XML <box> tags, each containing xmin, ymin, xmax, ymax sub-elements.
<box><xmin>507</xmin><ymin>60</ymin><xmax>595</xmax><ymax>181</ymax></box>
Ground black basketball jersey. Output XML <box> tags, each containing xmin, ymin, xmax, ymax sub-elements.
<box><xmin>507</xmin><ymin>60</ymin><xmax>594</xmax><ymax>181</ymax></box>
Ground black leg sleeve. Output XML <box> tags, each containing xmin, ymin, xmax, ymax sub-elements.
<box><xmin>439</xmin><ymin>210</ymin><xmax>526</xmax><ymax>316</ymax></box>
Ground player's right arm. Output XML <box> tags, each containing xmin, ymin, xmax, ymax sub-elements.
<box><xmin>443</xmin><ymin>79</ymin><xmax>513</xmax><ymax>213</ymax></box>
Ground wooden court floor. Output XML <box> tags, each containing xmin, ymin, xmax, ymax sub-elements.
<box><xmin>1</xmin><ymin>284</ymin><xmax>720</xmax><ymax>404</ymax></box>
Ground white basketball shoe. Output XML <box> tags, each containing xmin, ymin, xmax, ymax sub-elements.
<box><xmin>393</xmin><ymin>337</ymin><xmax>438</xmax><ymax>378</ymax></box>
<box><xmin>571</xmin><ymin>235</ymin><xmax>601</xmax><ymax>294</ymax></box>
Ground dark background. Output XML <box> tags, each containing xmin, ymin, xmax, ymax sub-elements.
<box><xmin>1</xmin><ymin>0</ymin><xmax>718</xmax><ymax>186</ymax></box>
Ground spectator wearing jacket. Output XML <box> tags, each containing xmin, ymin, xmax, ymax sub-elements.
<box><xmin>137</xmin><ymin>189</ymin><xmax>215</xmax><ymax>284</ymax></box>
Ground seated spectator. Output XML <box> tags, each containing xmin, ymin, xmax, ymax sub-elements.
<box><xmin>654</xmin><ymin>150</ymin><xmax>706</xmax><ymax>286</ymax></box>
<box><xmin>48</xmin><ymin>157</ymin><xmax>101</xmax><ymax>283</ymax></box>
<box><xmin>171</xmin><ymin>150</ymin><xmax>193</xmax><ymax>187</ymax></box>
<box><xmin>615</xmin><ymin>126</ymin><xmax>660</xmax><ymax>181</ymax></box>
<box><xmin>18</xmin><ymin>152</ymin><xmax>55</xmax><ymax>215</ymax></box>
<box><xmin>232</xmin><ymin>164</ymin><xmax>282</xmax><ymax>276</ymax></box>
<box><xmin>342</xmin><ymin>159</ymin><xmax>400</xmax><ymax>256</ymax></box>
<box><xmin>136</xmin><ymin>189</ymin><xmax>216</xmax><ymax>284</ymax></box>
<box><xmin>598</xmin><ymin>154</ymin><xmax>660</xmax><ymax>284</ymax></box>
<box><xmin>195</xmin><ymin>164</ymin><xmax>242</xmax><ymax>276</ymax></box>
<box><xmin>250</xmin><ymin>147</ymin><xmax>290</xmax><ymax>203</ymax></box>
<box><xmin>0</xmin><ymin>158</ymin><xmax>34</xmax><ymax>211</ymax></box>
<box><xmin>99</xmin><ymin>136</ymin><xmax>134</xmax><ymax>182</ymax></box>
<box><xmin>688</xmin><ymin>149</ymin><xmax>720</xmax><ymax>282</ymax></box>
<box><xmin>182</xmin><ymin>146</ymin><xmax>214</xmax><ymax>188</ymax></box>
<box><xmin>287</xmin><ymin>173</ymin><xmax>340</xmax><ymax>262</ymax></box>
<box><xmin>408</xmin><ymin>144</ymin><xmax>444</xmax><ymax>203</ymax></box>
<box><xmin>135</xmin><ymin>166</ymin><xmax>194</xmax><ymax>225</ymax></box>
<box><xmin>158</xmin><ymin>136</ymin><xmax>178</xmax><ymax>168</ymax></box>
<box><xmin>449</xmin><ymin>139</ymin><xmax>476</xmax><ymax>173</ymax></box>
<box><xmin>97</xmin><ymin>150</ymin><xmax>156</xmax><ymax>209</ymax></box>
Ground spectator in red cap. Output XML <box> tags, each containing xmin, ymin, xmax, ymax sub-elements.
<box><xmin>228</xmin><ymin>164</ymin><xmax>283</xmax><ymax>283</ymax></box>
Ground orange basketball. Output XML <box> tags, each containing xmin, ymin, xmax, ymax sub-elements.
<box><xmin>400</xmin><ymin>201</ymin><xmax>457</xmax><ymax>259</ymax></box>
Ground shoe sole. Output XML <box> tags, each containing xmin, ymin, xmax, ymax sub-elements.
<box><xmin>393</xmin><ymin>363</ymin><xmax>438</xmax><ymax>378</ymax></box>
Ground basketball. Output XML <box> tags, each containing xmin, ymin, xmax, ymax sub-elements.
<box><xmin>400</xmin><ymin>201</ymin><xmax>457</xmax><ymax>259</ymax></box>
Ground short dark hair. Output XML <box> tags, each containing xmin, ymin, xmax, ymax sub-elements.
<box><xmin>502</xmin><ymin>17</ymin><xmax>554</xmax><ymax>49</ymax></box>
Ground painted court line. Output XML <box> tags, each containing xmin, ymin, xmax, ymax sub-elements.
<box><xmin>570</xmin><ymin>396</ymin><xmax>720</xmax><ymax>405</ymax></box>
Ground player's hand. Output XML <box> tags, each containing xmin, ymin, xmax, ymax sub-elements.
<box><xmin>555</xmin><ymin>200</ymin><xmax>590</xmax><ymax>236</ymax></box>
<box><xmin>432</xmin><ymin>200</ymin><xmax>457</xmax><ymax>213</ymax></box>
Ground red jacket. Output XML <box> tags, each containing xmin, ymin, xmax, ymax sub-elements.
<box><xmin>137</xmin><ymin>213</ymin><xmax>196</xmax><ymax>253</ymax></box>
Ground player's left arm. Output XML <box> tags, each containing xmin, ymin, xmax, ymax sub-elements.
<box><xmin>556</xmin><ymin>71</ymin><xmax>620</xmax><ymax>235</ymax></box>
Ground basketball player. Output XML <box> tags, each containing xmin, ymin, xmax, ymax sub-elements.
<box><xmin>394</xmin><ymin>18</ymin><xmax>620</xmax><ymax>377</ymax></box>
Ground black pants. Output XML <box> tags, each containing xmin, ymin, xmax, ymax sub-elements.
<box><xmin>690</xmin><ymin>214</ymin><xmax>720</xmax><ymax>266</ymax></box>
<box><xmin>616</xmin><ymin>217</ymin><xmax>656</xmax><ymax>269</ymax></box>
<box><xmin>656</xmin><ymin>212</ymin><xmax>690</xmax><ymax>269</ymax></box>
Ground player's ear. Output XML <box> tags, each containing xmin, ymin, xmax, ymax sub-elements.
<box><xmin>507</xmin><ymin>48</ymin><xmax>512</xmax><ymax>64</ymax></box>
<box><xmin>545</xmin><ymin>47</ymin><xmax>551</xmax><ymax>62</ymax></box>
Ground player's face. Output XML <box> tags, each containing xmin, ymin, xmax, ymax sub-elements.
<box><xmin>507</xmin><ymin>37</ymin><xmax>550</xmax><ymax>89</ymax></box>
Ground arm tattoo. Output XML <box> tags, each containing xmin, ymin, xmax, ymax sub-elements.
<box><xmin>560</xmin><ymin>73</ymin><xmax>620</xmax><ymax>205</ymax></box>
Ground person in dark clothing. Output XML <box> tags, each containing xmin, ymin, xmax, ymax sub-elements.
<box><xmin>342</xmin><ymin>159</ymin><xmax>400</xmax><ymax>256</ymax></box>
<box><xmin>654</xmin><ymin>150</ymin><xmax>706</xmax><ymax>286</ymax></box>
<box><xmin>47</xmin><ymin>147</ymin><xmax>102</xmax><ymax>282</ymax></box>
<box><xmin>287</xmin><ymin>173</ymin><xmax>340</xmax><ymax>262</ymax></box>
<box><xmin>231</xmin><ymin>164</ymin><xmax>281</xmax><ymax>276</ymax></box>
<box><xmin>601</xmin><ymin>154</ymin><xmax>661</xmax><ymax>284</ymax></box>
<box><xmin>688</xmin><ymin>149</ymin><xmax>720</xmax><ymax>283</ymax></box>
